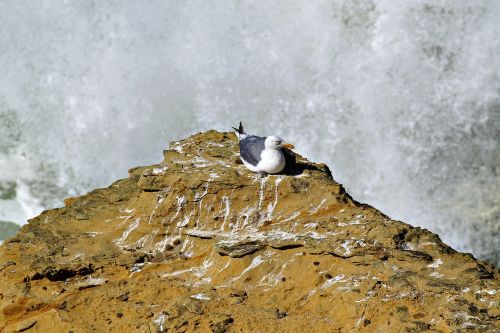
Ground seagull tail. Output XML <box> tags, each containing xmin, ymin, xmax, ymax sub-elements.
<box><xmin>231</xmin><ymin>121</ymin><xmax>246</xmax><ymax>138</ymax></box>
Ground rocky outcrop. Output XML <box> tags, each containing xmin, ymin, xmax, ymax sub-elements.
<box><xmin>0</xmin><ymin>130</ymin><xmax>498</xmax><ymax>332</ymax></box>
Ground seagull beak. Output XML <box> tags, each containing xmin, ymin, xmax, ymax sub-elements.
<box><xmin>281</xmin><ymin>143</ymin><xmax>295</xmax><ymax>149</ymax></box>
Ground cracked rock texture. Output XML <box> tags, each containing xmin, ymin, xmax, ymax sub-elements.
<box><xmin>0</xmin><ymin>130</ymin><xmax>499</xmax><ymax>332</ymax></box>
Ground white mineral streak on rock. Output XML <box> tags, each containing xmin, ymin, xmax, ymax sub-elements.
<box><xmin>354</xmin><ymin>238</ymin><xmax>366</xmax><ymax>247</ymax></box>
<box><xmin>427</xmin><ymin>258</ymin><xmax>443</xmax><ymax>268</ymax></box>
<box><xmin>400</xmin><ymin>243</ymin><xmax>415</xmax><ymax>251</ymax></box>
<box><xmin>152</xmin><ymin>166</ymin><xmax>168</xmax><ymax>174</ymax></box>
<box><xmin>185</xmin><ymin>228</ymin><xmax>329</xmax><ymax>252</ymax></box>
<box><xmin>207</xmin><ymin>142</ymin><xmax>225</xmax><ymax>147</ymax></box>
<box><xmin>279</xmin><ymin>211</ymin><xmax>301</xmax><ymax>223</ymax></box>
<box><xmin>83</xmin><ymin>276</ymin><xmax>107</xmax><ymax>287</ymax></box>
<box><xmin>220</xmin><ymin>196</ymin><xmax>231</xmax><ymax>230</ymax></box>
<box><xmin>429</xmin><ymin>272</ymin><xmax>444</xmax><ymax>278</ymax></box>
<box><xmin>209</xmin><ymin>172</ymin><xmax>220</xmax><ymax>180</ymax></box>
<box><xmin>355</xmin><ymin>316</ymin><xmax>367</xmax><ymax>328</ymax></box>
<box><xmin>205</xmin><ymin>199</ymin><xmax>214</xmax><ymax>216</ymax></box>
<box><xmin>341</xmin><ymin>240</ymin><xmax>351</xmax><ymax>256</ymax></box>
<box><xmin>153</xmin><ymin>313</ymin><xmax>167</xmax><ymax>332</ymax></box>
<box><xmin>310</xmin><ymin>198</ymin><xmax>327</xmax><ymax>214</ymax></box>
<box><xmin>177</xmin><ymin>210</ymin><xmax>193</xmax><ymax>228</ymax></box>
<box><xmin>115</xmin><ymin>218</ymin><xmax>141</xmax><ymax>245</ymax></box>
<box><xmin>134</xmin><ymin>232</ymin><xmax>153</xmax><ymax>249</ymax></box>
<box><xmin>186</xmin><ymin>229</ymin><xmax>216</xmax><ymax>238</ymax></box>
<box><xmin>190</xmin><ymin>293</ymin><xmax>211</xmax><ymax>300</ymax></box>
<box><xmin>114</xmin><ymin>213</ymin><xmax>135</xmax><ymax>229</ymax></box>
<box><xmin>193</xmin><ymin>277</ymin><xmax>212</xmax><ymax>287</ymax></box>
<box><xmin>306</xmin><ymin>232</ymin><xmax>326</xmax><ymax>240</ymax></box>
<box><xmin>171</xmin><ymin>142</ymin><xmax>187</xmax><ymax>153</ymax></box>
<box><xmin>258</xmin><ymin>177</ymin><xmax>267</xmax><ymax>211</ymax></box>
<box><xmin>153</xmin><ymin>231</ymin><xmax>172</xmax><ymax>253</ymax></box>
<box><xmin>418</xmin><ymin>241</ymin><xmax>437</xmax><ymax>248</ymax></box>
<box><xmin>194</xmin><ymin>186</ymin><xmax>208</xmax><ymax>203</ymax></box>
<box><xmin>161</xmin><ymin>251</ymin><xmax>217</xmax><ymax>281</ymax></box>
<box><xmin>173</xmin><ymin>156</ymin><xmax>232</xmax><ymax>169</ymax></box>
<box><xmin>162</xmin><ymin>268</ymin><xmax>192</xmax><ymax>278</ymax></box>
<box><xmin>320</xmin><ymin>274</ymin><xmax>346</xmax><ymax>289</ymax></box>
<box><xmin>174</xmin><ymin>198</ymin><xmax>196</xmax><ymax>230</ymax></box>
<box><xmin>147</xmin><ymin>197</ymin><xmax>164</xmax><ymax>224</ymax></box>
<box><xmin>130</xmin><ymin>262</ymin><xmax>145</xmax><ymax>273</ymax></box>
<box><xmin>293</xmin><ymin>173</ymin><xmax>309</xmax><ymax>178</ymax></box>
<box><xmin>230</xmin><ymin>255</ymin><xmax>265</xmax><ymax>283</ymax></box>
<box><xmin>171</xmin><ymin>195</ymin><xmax>186</xmax><ymax>222</ymax></box>
<box><xmin>337</xmin><ymin>215</ymin><xmax>368</xmax><ymax>226</ymax></box>
<box><xmin>259</xmin><ymin>177</ymin><xmax>283</xmax><ymax>223</ymax></box>
<box><xmin>259</xmin><ymin>256</ymin><xmax>296</xmax><ymax>286</ymax></box>
<box><xmin>214</xmin><ymin>260</ymin><xmax>231</xmax><ymax>276</ymax></box>
<box><xmin>72</xmin><ymin>276</ymin><xmax>108</xmax><ymax>290</ymax></box>
<box><xmin>192</xmin><ymin>156</ymin><xmax>210</xmax><ymax>166</ymax></box>
<box><xmin>194</xmin><ymin>184</ymin><xmax>209</xmax><ymax>228</ymax></box>
<box><xmin>266</xmin><ymin>230</ymin><xmax>300</xmax><ymax>242</ymax></box>
<box><xmin>475</xmin><ymin>289</ymin><xmax>497</xmax><ymax>295</ymax></box>
<box><xmin>355</xmin><ymin>290</ymin><xmax>376</xmax><ymax>303</ymax></box>
<box><xmin>217</xmin><ymin>160</ymin><xmax>232</xmax><ymax>168</ymax></box>
<box><xmin>453</xmin><ymin>312</ymin><xmax>480</xmax><ymax>329</ymax></box>
<box><xmin>192</xmin><ymin>251</ymin><xmax>217</xmax><ymax>278</ymax></box>
<box><xmin>234</xmin><ymin>206</ymin><xmax>256</xmax><ymax>230</ymax></box>
<box><xmin>180</xmin><ymin>236</ymin><xmax>194</xmax><ymax>254</ymax></box>
<box><xmin>83</xmin><ymin>231</ymin><xmax>102</xmax><ymax>237</ymax></box>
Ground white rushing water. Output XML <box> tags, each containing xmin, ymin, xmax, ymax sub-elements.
<box><xmin>0</xmin><ymin>1</ymin><xmax>498</xmax><ymax>264</ymax></box>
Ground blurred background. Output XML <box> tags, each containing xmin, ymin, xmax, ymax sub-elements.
<box><xmin>0</xmin><ymin>1</ymin><xmax>498</xmax><ymax>265</ymax></box>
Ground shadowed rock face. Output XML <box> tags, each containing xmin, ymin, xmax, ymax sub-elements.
<box><xmin>0</xmin><ymin>130</ymin><xmax>498</xmax><ymax>332</ymax></box>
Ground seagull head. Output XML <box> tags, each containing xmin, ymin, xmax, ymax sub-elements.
<box><xmin>264</xmin><ymin>136</ymin><xmax>295</xmax><ymax>150</ymax></box>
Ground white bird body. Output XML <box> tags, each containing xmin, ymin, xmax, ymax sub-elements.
<box><xmin>232</xmin><ymin>122</ymin><xmax>294</xmax><ymax>174</ymax></box>
<box><xmin>241</xmin><ymin>146</ymin><xmax>286</xmax><ymax>174</ymax></box>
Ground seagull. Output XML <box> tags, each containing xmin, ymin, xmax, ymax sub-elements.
<box><xmin>232</xmin><ymin>122</ymin><xmax>294</xmax><ymax>174</ymax></box>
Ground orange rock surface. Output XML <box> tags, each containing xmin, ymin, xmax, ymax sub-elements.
<box><xmin>0</xmin><ymin>130</ymin><xmax>498</xmax><ymax>332</ymax></box>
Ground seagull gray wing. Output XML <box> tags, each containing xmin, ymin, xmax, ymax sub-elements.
<box><xmin>239</xmin><ymin>135</ymin><xmax>266</xmax><ymax>166</ymax></box>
